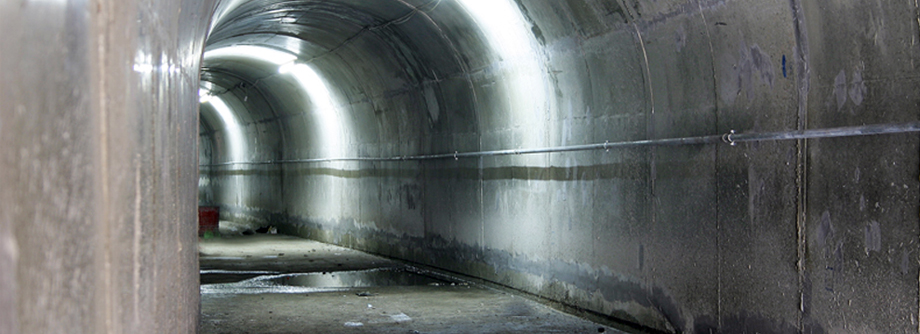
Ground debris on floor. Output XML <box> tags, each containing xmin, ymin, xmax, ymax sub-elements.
<box><xmin>199</xmin><ymin>234</ymin><xmax>623</xmax><ymax>333</ymax></box>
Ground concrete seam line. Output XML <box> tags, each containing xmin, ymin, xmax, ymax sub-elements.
<box><xmin>199</xmin><ymin>121</ymin><xmax>920</xmax><ymax>166</ymax></box>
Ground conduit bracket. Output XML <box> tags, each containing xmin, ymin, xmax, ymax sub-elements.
<box><xmin>722</xmin><ymin>130</ymin><xmax>737</xmax><ymax>146</ymax></box>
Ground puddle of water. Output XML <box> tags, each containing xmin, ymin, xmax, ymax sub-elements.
<box><xmin>200</xmin><ymin>270</ymin><xmax>280</xmax><ymax>284</ymax></box>
<box><xmin>201</xmin><ymin>268</ymin><xmax>454</xmax><ymax>295</ymax></box>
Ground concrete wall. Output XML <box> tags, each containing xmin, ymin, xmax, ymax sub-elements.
<box><xmin>0</xmin><ymin>0</ymin><xmax>214</xmax><ymax>332</ymax></box>
<box><xmin>197</xmin><ymin>85</ymin><xmax>284</xmax><ymax>227</ymax></box>
<box><xmin>200</xmin><ymin>0</ymin><xmax>920</xmax><ymax>332</ymax></box>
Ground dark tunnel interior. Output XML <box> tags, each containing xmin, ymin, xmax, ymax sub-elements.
<box><xmin>3</xmin><ymin>0</ymin><xmax>920</xmax><ymax>333</ymax></box>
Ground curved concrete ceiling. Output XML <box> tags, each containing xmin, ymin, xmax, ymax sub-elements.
<box><xmin>6</xmin><ymin>0</ymin><xmax>920</xmax><ymax>332</ymax></box>
<box><xmin>195</xmin><ymin>0</ymin><xmax>920</xmax><ymax>332</ymax></box>
<box><xmin>199</xmin><ymin>0</ymin><xmax>551</xmax><ymax>165</ymax></box>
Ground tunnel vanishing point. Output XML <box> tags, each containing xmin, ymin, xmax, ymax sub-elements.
<box><xmin>2</xmin><ymin>0</ymin><xmax>920</xmax><ymax>333</ymax></box>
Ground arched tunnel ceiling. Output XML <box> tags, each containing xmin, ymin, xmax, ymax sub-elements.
<box><xmin>199</xmin><ymin>0</ymin><xmax>480</xmax><ymax>141</ymax></box>
<box><xmin>197</xmin><ymin>0</ymin><xmax>549</xmax><ymax>166</ymax></box>
<box><xmin>194</xmin><ymin>0</ymin><xmax>920</xmax><ymax>332</ymax></box>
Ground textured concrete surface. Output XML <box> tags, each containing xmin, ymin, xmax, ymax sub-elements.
<box><xmin>198</xmin><ymin>1</ymin><xmax>920</xmax><ymax>333</ymax></box>
<box><xmin>200</xmin><ymin>234</ymin><xmax>399</xmax><ymax>273</ymax></box>
<box><xmin>200</xmin><ymin>234</ymin><xmax>621</xmax><ymax>334</ymax></box>
<box><xmin>0</xmin><ymin>0</ymin><xmax>215</xmax><ymax>333</ymax></box>
<box><xmin>1</xmin><ymin>0</ymin><xmax>917</xmax><ymax>333</ymax></box>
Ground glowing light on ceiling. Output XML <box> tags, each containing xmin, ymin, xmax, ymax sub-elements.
<box><xmin>199</xmin><ymin>88</ymin><xmax>212</xmax><ymax>104</ymax></box>
<box><xmin>199</xmin><ymin>89</ymin><xmax>246</xmax><ymax>162</ymax></box>
<box><xmin>457</xmin><ymin>0</ymin><xmax>550</xmax><ymax>148</ymax></box>
<box><xmin>278</xmin><ymin>63</ymin><xmax>344</xmax><ymax>157</ymax></box>
<box><xmin>203</xmin><ymin>45</ymin><xmax>297</xmax><ymax>66</ymax></box>
<box><xmin>457</xmin><ymin>0</ymin><xmax>539</xmax><ymax>64</ymax></box>
<box><xmin>209</xmin><ymin>0</ymin><xmax>250</xmax><ymax>35</ymax></box>
<box><xmin>277</xmin><ymin>63</ymin><xmax>349</xmax><ymax>222</ymax></box>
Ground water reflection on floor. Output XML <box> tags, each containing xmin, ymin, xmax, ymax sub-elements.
<box><xmin>201</xmin><ymin>268</ymin><xmax>456</xmax><ymax>294</ymax></box>
<box><xmin>199</xmin><ymin>234</ymin><xmax>622</xmax><ymax>334</ymax></box>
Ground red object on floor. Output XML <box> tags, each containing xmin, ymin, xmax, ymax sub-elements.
<box><xmin>198</xmin><ymin>206</ymin><xmax>219</xmax><ymax>236</ymax></box>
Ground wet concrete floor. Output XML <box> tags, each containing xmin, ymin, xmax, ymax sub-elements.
<box><xmin>199</xmin><ymin>234</ymin><xmax>625</xmax><ymax>333</ymax></box>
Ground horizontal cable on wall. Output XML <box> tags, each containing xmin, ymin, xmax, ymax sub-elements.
<box><xmin>199</xmin><ymin>121</ymin><xmax>920</xmax><ymax>167</ymax></box>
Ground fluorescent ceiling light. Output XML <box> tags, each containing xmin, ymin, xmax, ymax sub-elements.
<box><xmin>199</xmin><ymin>88</ymin><xmax>212</xmax><ymax>104</ymax></box>
<box><xmin>203</xmin><ymin>45</ymin><xmax>297</xmax><ymax>66</ymax></box>
<box><xmin>207</xmin><ymin>96</ymin><xmax>236</xmax><ymax>131</ymax></box>
<box><xmin>203</xmin><ymin>94</ymin><xmax>246</xmax><ymax>162</ymax></box>
<box><xmin>458</xmin><ymin>0</ymin><xmax>549</xmax><ymax>149</ymax></box>
<box><xmin>278</xmin><ymin>63</ymin><xmax>334</xmax><ymax>111</ymax></box>
<box><xmin>458</xmin><ymin>0</ymin><xmax>536</xmax><ymax>60</ymax></box>
<box><xmin>277</xmin><ymin>63</ymin><xmax>344</xmax><ymax>155</ymax></box>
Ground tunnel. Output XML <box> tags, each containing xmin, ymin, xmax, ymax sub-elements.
<box><xmin>2</xmin><ymin>0</ymin><xmax>920</xmax><ymax>333</ymax></box>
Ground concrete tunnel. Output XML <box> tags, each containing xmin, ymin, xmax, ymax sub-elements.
<box><xmin>2</xmin><ymin>0</ymin><xmax>920</xmax><ymax>332</ymax></box>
